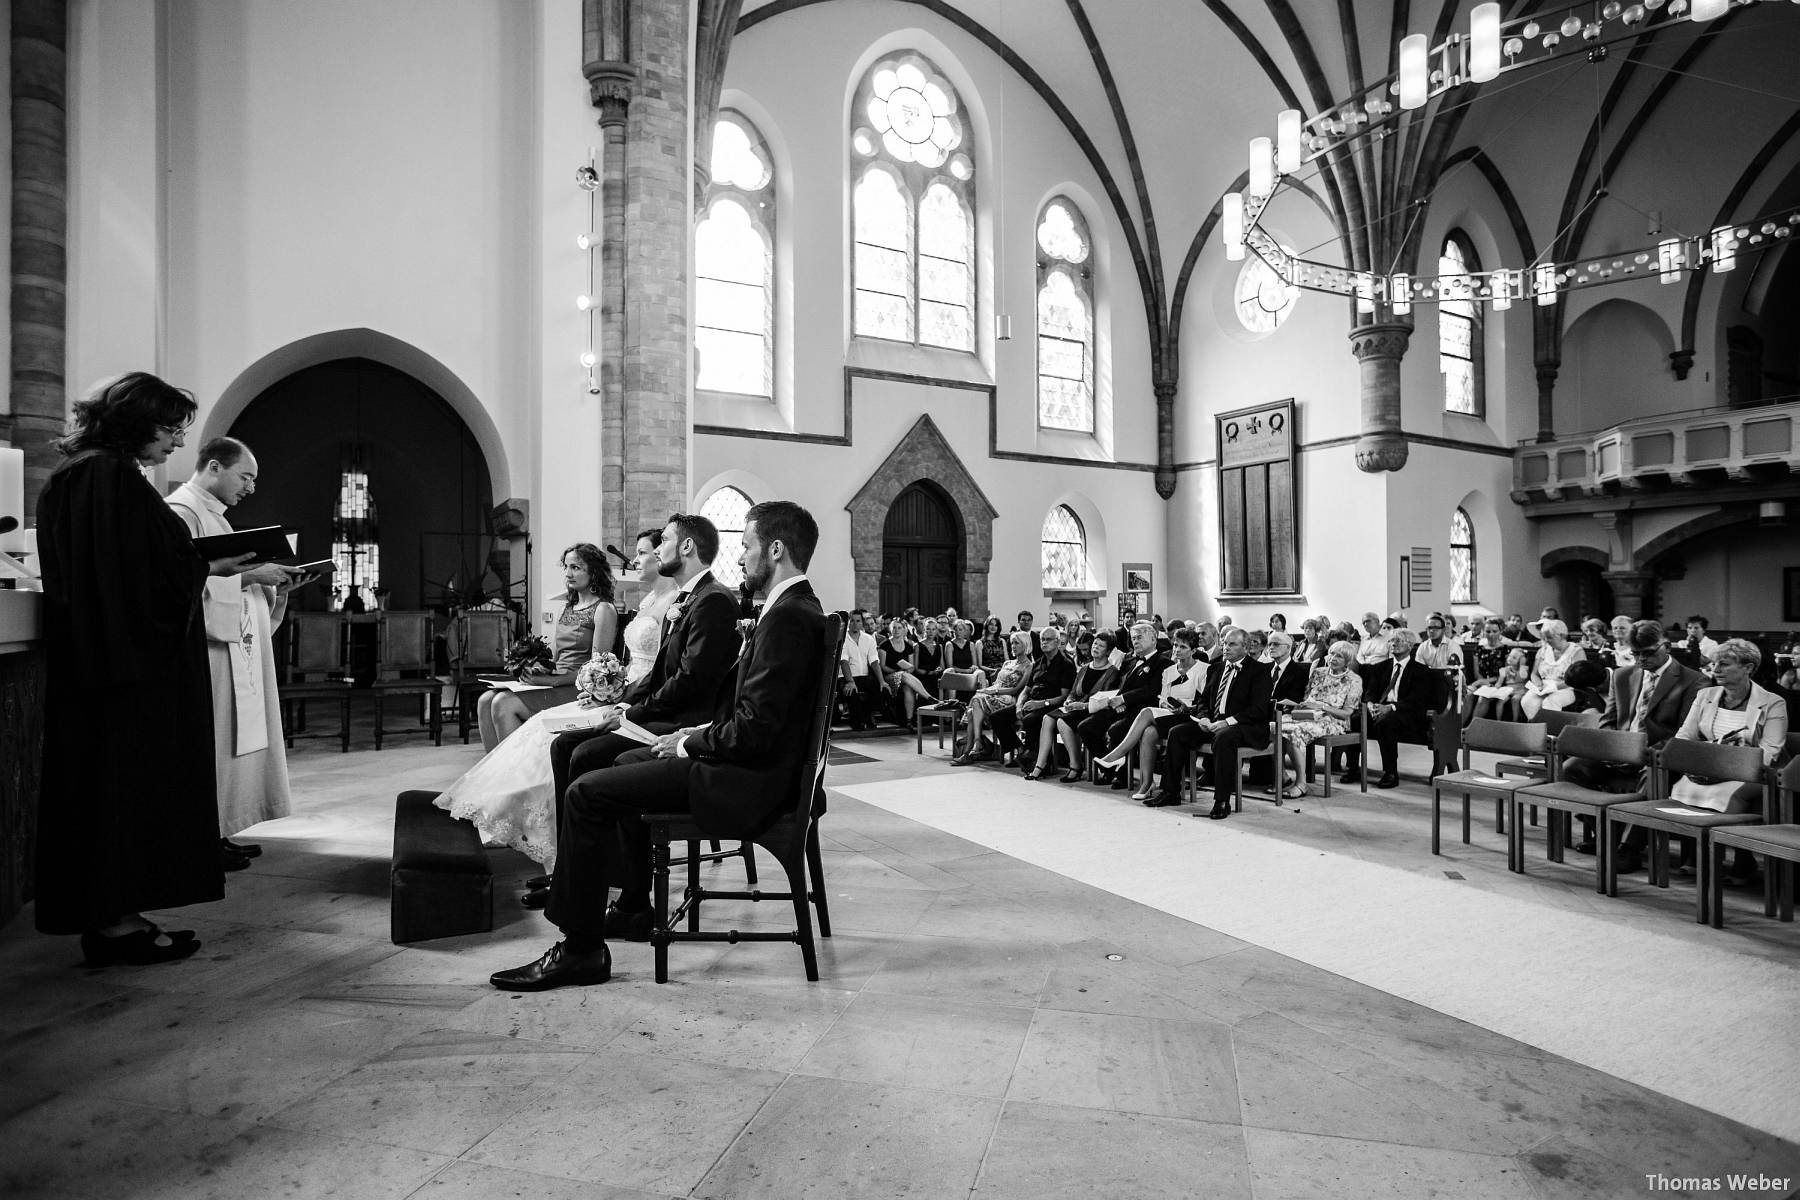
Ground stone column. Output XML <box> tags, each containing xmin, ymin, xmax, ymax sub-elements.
<box><xmin>1604</xmin><ymin>571</ymin><xmax>1655</xmax><ymax>620</ymax></box>
<box><xmin>1534</xmin><ymin>361</ymin><xmax>1559</xmax><ymax>443</ymax></box>
<box><xmin>9</xmin><ymin>0</ymin><xmax>68</xmax><ymax>513</ymax></box>
<box><xmin>583</xmin><ymin>0</ymin><xmax>633</xmax><ymax>547</ymax></box>
<box><xmin>1153</xmin><ymin>380</ymin><xmax>1176</xmax><ymax>498</ymax></box>
<box><xmin>1347</xmin><ymin>323</ymin><xmax>1410</xmax><ymax>473</ymax></box>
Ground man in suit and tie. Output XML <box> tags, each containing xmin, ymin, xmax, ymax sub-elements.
<box><xmin>493</xmin><ymin>500</ymin><xmax>827</xmax><ymax>990</ymax></box>
<box><xmin>1247</xmin><ymin>630</ymin><xmax>1311</xmax><ymax>793</ymax></box>
<box><xmin>1149</xmin><ymin>627</ymin><xmax>1273</xmax><ymax>817</ymax></box>
<box><xmin>1077</xmin><ymin>622</ymin><xmax>1170</xmax><ymax>783</ymax></box>
<box><xmin>526</xmin><ymin>513</ymin><xmax>741</xmax><ymax>909</ymax></box>
<box><xmin>1560</xmin><ymin>619</ymin><xmax>1704</xmax><ymax>866</ymax></box>
<box><xmin>1342</xmin><ymin>628</ymin><xmax>1440</xmax><ymax>789</ymax></box>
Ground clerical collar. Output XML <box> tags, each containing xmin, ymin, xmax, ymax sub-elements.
<box><xmin>763</xmin><ymin>573</ymin><xmax>807</xmax><ymax>611</ymax></box>
<box><xmin>179</xmin><ymin>479</ymin><xmax>227</xmax><ymax>516</ymax></box>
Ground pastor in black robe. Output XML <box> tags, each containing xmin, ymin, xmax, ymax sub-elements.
<box><xmin>34</xmin><ymin>448</ymin><xmax>223</xmax><ymax>934</ymax></box>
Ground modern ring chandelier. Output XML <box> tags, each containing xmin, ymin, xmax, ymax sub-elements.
<box><xmin>1222</xmin><ymin>0</ymin><xmax>1800</xmax><ymax>313</ymax></box>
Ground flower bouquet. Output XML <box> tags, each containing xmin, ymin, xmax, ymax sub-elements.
<box><xmin>576</xmin><ymin>652</ymin><xmax>626</xmax><ymax>705</ymax></box>
<box><xmin>503</xmin><ymin>633</ymin><xmax>554</xmax><ymax>678</ymax></box>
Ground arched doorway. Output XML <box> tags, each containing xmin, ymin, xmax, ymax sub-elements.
<box><xmin>881</xmin><ymin>482</ymin><xmax>961</xmax><ymax>615</ymax></box>
<box><xmin>226</xmin><ymin>357</ymin><xmax>496</xmax><ymax>614</ymax></box>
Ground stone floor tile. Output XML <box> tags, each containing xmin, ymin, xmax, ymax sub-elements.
<box><xmin>1008</xmin><ymin>1007</ymin><xmax>1239</xmax><ymax>1123</ymax></box>
<box><xmin>1040</xmin><ymin>938</ymin><xmax>1264</xmax><ymax>1024</ymax></box>
<box><xmin>444</xmin><ymin>983</ymin><xmax>660</xmax><ymax>1049</ymax></box>
<box><xmin>693</xmin><ymin>1075</ymin><xmax>999</xmax><ymax>1200</ymax></box>
<box><xmin>974</xmin><ymin>1102</ymin><xmax>1252</xmax><ymax>1200</ymax></box>
<box><xmin>861</xmin><ymin>934</ymin><xmax>1055</xmax><ymax>1007</ymax></box>
<box><xmin>465</xmin><ymin>1048</ymin><xmax>786</xmax><ymax>1195</ymax></box>
<box><xmin>1244</xmin><ymin>1126</ymin><xmax>1542</xmax><ymax>1200</ymax></box>
<box><xmin>610</xmin><ymin>979</ymin><xmax>855</xmax><ymax>1072</ymax></box>
<box><xmin>405</xmin><ymin>1159</ymin><xmax>679</xmax><ymax>1200</ymax></box>
<box><xmin>0</xmin><ymin>1093</ymin><xmax>265</xmax><ymax>1199</ymax></box>
<box><xmin>793</xmin><ymin>991</ymin><xmax>1034</xmax><ymax>1098</ymax></box>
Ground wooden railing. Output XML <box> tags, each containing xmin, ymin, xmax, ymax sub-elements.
<box><xmin>1512</xmin><ymin>401</ymin><xmax>1800</xmax><ymax>504</ymax></box>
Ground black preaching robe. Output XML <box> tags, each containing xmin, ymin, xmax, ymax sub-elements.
<box><xmin>34</xmin><ymin>449</ymin><xmax>223</xmax><ymax>933</ymax></box>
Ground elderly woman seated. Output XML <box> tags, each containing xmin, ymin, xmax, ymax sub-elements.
<box><xmin>1274</xmin><ymin>639</ymin><xmax>1363</xmax><ymax>798</ymax></box>
<box><xmin>1520</xmin><ymin>618</ymin><xmax>1586</xmax><ymax>718</ymax></box>
<box><xmin>950</xmin><ymin>631</ymin><xmax>1035</xmax><ymax>765</ymax></box>
<box><xmin>1092</xmin><ymin>627</ymin><xmax>1207</xmax><ymax>800</ymax></box>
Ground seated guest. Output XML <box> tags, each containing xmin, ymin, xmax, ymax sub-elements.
<box><xmin>492</xmin><ymin>500</ymin><xmax>825</xmax><ymax>991</ymax></box>
<box><xmin>879</xmin><ymin>617</ymin><xmax>936</xmax><ymax>721</ymax></box>
<box><xmin>1094</xmin><ymin>628</ymin><xmax>1208</xmax><ymax>800</ymax></box>
<box><xmin>1245</xmin><ymin>628</ymin><xmax>1270</xmax><ymax>662</ymax></box>
<box><xmin>1520</xmin><ymin>618</ymin><xmax>1585</xmax><ymax>717</ymax></box>
<box><xmin>1256</xmin><ymin>631</ymin><xmax>1312</xmax><ymax>790</ymax></box>
<box><xmin>838</xmin><ymin>609</ymin><xmax>885</xmax><ymax>729</ymax></box>
<box><xmin>1608</xmin><ymin>615</ymin><xmax>1637</xmax><ymax>668</ymax></box>
<box><xmin>1525</xmin><ymin>606</ymin><xmax>1561</xmax><ymax>639</ymax></box>
<box><xmin>476</xmin><ymin>543</ymin><xmax>618</xmax><ymax>751</ymax></box>
<box><xmin>933</xmin><ymin>619</ymin><xmax>982</xmax><ymax>701</ymax></box>
<box><xmin>1777</xmin><ymin>641</ymin><xmax>1800</xmax><ymax>694</ymax></box>
<box><xmin>1268</xmin><ymin>613</ymin><xmax>1288</xmax><ymax>633</ymax></box>
<box><xmin>1035</xmin><ymin>631</ymin><xmax>1120</xmax><ymax>781</ymax></box>
<box><xmin>1292</xmin><ymin>618</ymin><xmax>1327</xmax><ymax>665</ymax></box>
<box><xmin>950</xmin><ymin>631</ymin><xmax>1035</xmax><ymax>764</ymax></box>
<box><xmin>1011</xmin><ymin>609</ymin><xmax>1043</xmax><ymax>658</ymax></box>
<box><xmin>1578</xmin><ymin>617</ymin><xmax>1616</xmax><ymax>669</ymax></box>
<box><xmin>1464</xmin><ymin>617</ymin><xmax>1521</xmax><ymax>726</ymax></box>
<box><xmin>988</xmin><ymin>625</ymin><xmax>1076</xmax><ymax>766</ymax></box>
<box><xmin>1147</xmin><ymin>627</ymin><xmax>1272</xmax><ymax>816</ymax></box>
<box><xmin>1671</xmin><ymin>614</ymin><xmax>1722</xmax><ymax>674</ymax></box>
<box><xmin>1341</xmin><ymin>629</ymin><xmax>1437</xmax><ymax>789</ymax></box>
<box><xmin>1413</xmin><ymin>612</ymin><xmax>1462</xmax><ymax>672</ymax></box>
<box><xmin>1355</xmin><ymin>612</ymin><xmax>1391</xmax><ymax>666</ymax></box>
<box><xmin>1077</xmin><ymin>622</ymin><xmax>1171</xmax><ymax>774</ymax></box>
<box><xmin>1192</xmin><ymin>620</ymin><xmax>1222</xmax><ymax>664</ymax></box>
<box><xmin>1562</xmin><ymin>658</ymin><xmax>1608</xmax><ymax>715</ymax></box>
<box><xmin>911</xmin><ymin>617</ymin><xmax>946</xmax><ymax>697</ymax></box>
<box><xmin>1275</xmin><ymin>640</ymin><xmax>1362</xmax><ymax>799</ymax></box>
<box><xmin>977</xmin><ymin>615</ymin><xmax>1009</xmax><ymax>679</ymax></box>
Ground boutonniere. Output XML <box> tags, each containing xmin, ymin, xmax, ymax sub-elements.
<box><xmin>666</xmin><ymin>598</ymin><xmax>687</xmax><ymax>624</ymax></box>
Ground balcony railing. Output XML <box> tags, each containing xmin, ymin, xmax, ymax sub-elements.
<box><xmin>1512</xmin><ymin>400</ymin><xmax>1800</xmax><ymax>504</ymax></box>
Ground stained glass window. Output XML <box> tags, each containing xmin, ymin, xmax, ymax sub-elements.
<box><xmin>851</xmin><ymin>53</ymin><xmax>975</xmax><ymax>351</ymax></box>
<box><xmin>1041</xmin><ymin>505</ymin><xmax>1090</xmax><ymax>589</ymax></box>
<box><xmin>1037</xmin><ymin>198</ymin><xmax>1093</xmax><ymax>431</ymax></box>
<box><xmin>1235</xmin><ymin>247</ymin><xmax>1297</xmax><ymax>332</ymax></box>
<box><xmin>699</xmin><ymin>486</ymin><xmax>752</xmax><ymax>589</ymax></box>
<box><xmin>696</xmin><ymin>112</ymin><xmax>774</xmax><ymax>397</ymax></box>
<box><xmin>331</xmin><ymin>455</ymin><xmax>379</xmax><ymax>610</ymax></box>
<box><xmin>1440</xmin><ymin>235</ymin><xmax>1482</xmax><ymax>416</ymax></box>
<box><xmin>1449</xmin><ymin>507</ymin><xmax>1475</xmax><ymax>603</ymax></box>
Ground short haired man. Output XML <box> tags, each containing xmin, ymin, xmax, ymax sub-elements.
<box><xmin>838</xmin><ymin>609</ymin><xmax>885</xmax><ymax>729</ymax></box>
<box><xmin>1672</xmin><ymin>614</ymin><xmax>1721</xmax><ymax>674</ymax></box>
<box><xmin>1077</xmin><ymin>622</ymin><xmax>1170</xmax><ymax>774</ymax></box>
<box><xmin>1149</xmin><ymin>627</ymin><xmax>1273</xmax><ymax>817</ymax></box>
<box><xmin>494</xmin><ymin>500</ymin><xmax>826</xmax><ymax>990</ymax></box>
<box><xmin>167</xmin><ymin>437</ymin><xmax>303</xmax><ymax>870</ymax></box>
<box><xmin>1414</xmin><ymin>612</ymin><xmax>1462</xmax><ymax>672</ymax></box>
<box><xmin>1342</xmin><ymin>628</ymin><xmax>1442</xmax><ymax>789</ymax></box>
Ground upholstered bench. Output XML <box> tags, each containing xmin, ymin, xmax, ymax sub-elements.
<box><xmin>391</xmin><ymin>789</ymin><xmax>493</xmax><ymax>943</ymax></box>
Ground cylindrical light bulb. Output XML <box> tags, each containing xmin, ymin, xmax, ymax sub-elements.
<box><xmin>1690</xmin><ymin>0</ymin><xmax>1728</xmax><ymax>20</ymax></box>
<box><xmin>1248</xmin><ymin>136</ymin><xmax>1274</xmax><ymax>195</ymax></box>
<box><xmin>576</xmin><ymin>232</ymin><xmax>599</xmax><ymax>251</ymax></box>
<box><xmin>1534</xmin><ymin>264</ymin><xmax>1558</xmax><ymax>305</ymax></box>
<box><xmin>1277</xmin><ymin>110</ymin><xmax>1302</xmax><ymax>173</ymax></box>
<box><xmin>579</xmin><ymin>350</ymin><xmax>597</xmax><ymax>368</ymax></box>
<box><xmin>1470</xmin><ymin>4</ymin><xmax>1502</xmax><ymax>82</ymax></box>
<box><xmin>1221</xmin><ymin>193</ymin><xmax>1245</xmax><ymax>261</ymax></box>
<box><xmin>1390</xmin><ymin>273</ymin><xmax>1411</xmax><ymax>315</ymax></box>
<box><xmin>1399</xmin><ymin>35</ymin><xmax>1429</xmax><ymax>109</ymax></box>
<box><xmin>1658</xmin><ymin>238</ymin><xmax>1684</xmax><ymax>283</ymax></box>
<box><xmin>1491</xmin><ymin>272</ymin><xmax>1512</xmax><ymax>310</ymax></box>
<box><xmin>576</xmin><ymin>294</ymin><xmax>594</xmax><ymax>311</ymax></box>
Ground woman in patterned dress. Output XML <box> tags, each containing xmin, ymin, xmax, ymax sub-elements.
<box><xmin>1276</xmin><ymin>640</ymin><xmax>1363</xmax><ymax>798</ymax></box>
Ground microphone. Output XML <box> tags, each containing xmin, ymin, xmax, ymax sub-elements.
<box><xmin>604</xmin><ymin>543</ymin><xmax>633</xmax><ymax>570</ymax></box>
<box><xmin>0</xmin><ymin>516</ymin><xmax>16</xmax><ymax>535</ymax></box>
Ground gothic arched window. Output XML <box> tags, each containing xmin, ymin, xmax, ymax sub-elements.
<box><xmin>696</xmin><ymin>112</ymin><xmax>774</xmax><ymax>397</ymax></box>
<box><xmin>1440</xmin><ymin>233</ymin><xmax>1484</xmax><ymax>416</ymax></box>
<box><xmin>1449</xmin><ymin>507</ymin><xmax>1476</xmax><ymax>603</ymax></box>
<box><xmin>1041</xmin><ymin>505</ymin><xmax>1089</xmax><ymax>589</ymax></box>
<box><xmin>1037</xmin><ymin>198</ymin><xmax>1094</xmax><ymax>432</ymax></box>
<box><xmin>699</xmin><ymin>485</ymin><xmax>753</xmax><ymax>589</ymax></box>
<box><xmin>851</xmin><ymin>53</ymin><xmax>975</xmax><ymax>352</ymax></box>
<box><xmin>1235</xmin><ymin>247</ymin><xmax>1297</xmax><ymax>333</ymax></box>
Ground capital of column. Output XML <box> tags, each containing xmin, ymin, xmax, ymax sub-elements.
<box><xmin>1668</xmin><ymin>348</ymin><xmax>1695</xmax><ymax>381</ymax></box>
<box><xmin>583</xmin><ymin>61</ymin><xmax>637</xmax><ymax>127</ymax></box>
<box><xmin>1347</xmin><ymin>323</ymin><xmax>1411</xmax><ymax>473</ymax></box>
<box><xmin>1153</xmin><ymin>381</ymin><xmax>1177</xmax><ymax>498</ymax></box>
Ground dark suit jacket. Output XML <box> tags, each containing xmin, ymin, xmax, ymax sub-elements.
<box><xmin>1267</xmin><ymin>658</ymin><xmax>1311</xmax><ymax>707</ymax></box>
<box><xmin>624</xmin><ymin>570</ymin><xmax>742</xmax><ymax>728</ymax></box>
<box><xmin>685</xmin><ymin>580</ymin><xmax>827</xmax><ymax>836</ymax></box>
<box><xmin>1196</xmin><ymin>656</ymin><xmax>1273</xmax><ymax>728</ymax></box>
<box><xmin>1359</xmin><ymin>655</ymin><xmax>1442</xmax><ymax>718</ymax></box>
<box><xmin>1599</xmin><ymin>660</ymin><xmax>1704</xmax><ymax>746</ymax></box>
<box><xmin>1115</xmin><ymin>650</ymin><xmax>1173</xmax><ymax>715</ymax></box>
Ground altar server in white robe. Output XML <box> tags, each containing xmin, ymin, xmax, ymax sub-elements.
<box><xmin>167</xmin><ymin>437</ymin><xmax>300</xmax><ymax>867</ymax></box>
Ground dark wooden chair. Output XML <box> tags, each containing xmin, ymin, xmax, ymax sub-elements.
<box><xmin>641</xmin><ymin>612</ymin><xmax>845</xmax><ymax>983</ymax></box>
<box><xmin>1510</xmin><ymin>726</ymin><xmax>1650</xmax><ymax>892</ymax></box>
<box><xmin>1708</xmin><ymin>756</ymin><xmax>1800</xmax><ymax>929</ymax></box>
<box><xmin>1430</xmin><ymin>718</ymin><xmax>1546</xmax><ymax>864</ymax></box>
<box><xmin>447</xmin><ymin>609</ymin><xmax>510</xmax><ymax>743</ymax></box>
<box><xmin>371</xmin><ymin>611</ymin><xmax>444</xmax><ymax>749</ymax></box>
<box><xmin>1606</xmin><ymin>738</ymin><xmax>1771</xmax><ymax>925</ymax></box>
<box><xmin>915</xmin><ymin>675</ymin><xmax>977</xmax><ymax>755</ymax></box>
<box><xmin>277</xmin><ymin>610</ymin><xmax>350</xmax><ymax>752</ymax></box>
<box><xmin>1305</xmin><ymin>700</ymin><xmax>1369</xmax><ymax>797</ymax></box>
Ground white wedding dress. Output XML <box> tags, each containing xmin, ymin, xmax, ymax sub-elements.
<box><xmin>435</xmin><ymin>585</ymin><xmax>678</xmax><ymax>868</ymax></box>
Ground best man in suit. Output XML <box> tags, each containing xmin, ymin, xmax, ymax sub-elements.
<box><xmin>1151</xmin><ymin>627</ymin><xmax>1273</xmax><ymax>817</ymax></box>
<box><xmin>492</xmin><ymin>500</ymin><xmax>827</xmax><ymax>990</ymax></box>
<box><xmin>1078</xmin><ymin>622</ymin><xmax>1171</xmax><ymax>782</ymax></box>
<box><xmin>1342</xmin><ymin>628</ymin><xmax>1441</xmax><ymax>789</ymax></box>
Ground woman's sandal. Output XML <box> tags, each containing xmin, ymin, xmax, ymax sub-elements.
<box><xmin>1023</xmin><ymin>766</ymin><xmax>1045</xmax><ymax>781</ymax></box>
<box><xmin>81</xmin><ymin>927</ymin><xmax>202</xmax><ymax>967</ymax></box>
<box><xmin>1059</xmin><ymin>770</ymin><xmax>1085</xmax><ymax>783</ymax></box>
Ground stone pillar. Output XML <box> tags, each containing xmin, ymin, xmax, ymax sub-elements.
<box><xmin>1604</xmin><ymin>571</ymin><xmax>1655</xmax><ymax>620</ymax></box>
<box><xmin>584</xmin><ymin>0</ymin><xmax>634</xmax><ymax>548</ymax></box>
<box><xmin>1347</xmin><ymin>323</ymin><xmax>1410</xmax><ymax>473</ymax></box>
<box><xmin>9</xmin><ymin>0</ymin><xmax>68</xmax><ymax>513</ymax></box>
<box><xmin>1534</xmin><ymin>361</ymin><xmax>1559</xmax><ymax>443</ymax></box>
<box><xmin>1153</xmin><ymin>380</ymin><xmax>1176</xmax><ymax>498</ymax></box>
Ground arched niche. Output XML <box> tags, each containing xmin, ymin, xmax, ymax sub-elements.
<box><xmin>1560</xmin><ymin>299</ymin><xmax>1682</xmax><ymax>434</ymax></box>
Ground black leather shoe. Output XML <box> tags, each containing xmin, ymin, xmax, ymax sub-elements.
<box><xmin>1059</xmin><ymin>770</ymin><xmax>1085</xmax><ymax>783</ymax></box>
<box><xmin>1571</xmin><ymin>839</ymin><xmax>1596</xmax><ymax>855</ymax></box>
<box><xmin>525</xmin><ymin>874</ymin><xmax>552</xmax><ymax>890</ymax></box>
<box><xmin>489</xmin><ymin>941</ymin><xmax>612</xmax><ymax>991</ymax></box>
<box><xmin>1143</xmin><ymin>794</ymin><xmax>1180</xmax><ymax>807</ymax></box>
<box><xmin>604</xmin><ymin>903</ymin><xmax>654</xmax><ymax>942</ymax></box>
<box><xmin>81</xmin><ymin>928</ymin><xmax>202</xmax><ymax>967</ymax></box>
<box><xmin>1374</xmin><ymin>774</ymin><xmax>1399</xmax><ymax>789</ymax></box>
<box><xmin>1110</xmin><ymin>773</ymin><xmax>1130</xmax><ymax>790</ymax></box>
<box><xmin>221</xmin><ymin>838</ymin><xmax>262</xmax><ymax>858</ymax></box>
<box><xmin>520</xmin><ymin>886</ymin><xmax>549</xmax><ymax>910</ymax></box>
<box><xmin>1338</xmin><ymin>770</ymin><xmax>1362</xmax><ymax>785</ymax></box>
<box><xmin>1208</xmin><ymin>801</ymin><xmax>1232</xmax><ymax>820</ymax></box>
<box><xmin>220</xmin><ymin>846</ymin><xmax>252</xmax><ymax>872</ymax></box>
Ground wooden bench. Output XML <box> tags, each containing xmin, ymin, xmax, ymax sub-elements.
<box><xmin>390</xmin><ymin>789</ymin><xmax>492</xmax><ymax>943</ymax></box>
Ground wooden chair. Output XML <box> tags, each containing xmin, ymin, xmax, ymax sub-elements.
<box><xmin>1306</xmin><ymin>701</ymin><xmax>1369</xmax><ymax>797</ymax></box>
<box><xmin>276</xmin><ymin>611</ymin><xmax>350</xmax><ymax>752</ymax></box>
<box><xmin>1430</xmin><ymin>719</ymin><xmax>1546</xmax><ymax>865</ymax></box>
<box><xmin>916</xmin><ymin>676</ymin><xmax>977</xmax><ymax>755</ymax></box>
<box><xmin>1510</xmin><ymin>726</ymin><xmax>1651</xmax><ymax>893</ymax></box>
<box><xmin>1606</xmin><ymin>739</ymin><xmax>1771</xmax><ymax>925</ymax></box>
<box><xmin>448</xmin><ymin>609</ymin><xmax>510</xmax><ymax>743</ymax></box>
<box><xmin>1236</xmin><ymin>707</ymin><xmax>1288</xmax><ymax>810</ymax></box>
<box><xmin>641</xmin><ymin>612</ymin><xmax>845</xmax><ymax>983</ymax></box>
<box><xmin>1707</xmin><ymin>756</ymin><xmax>1800</xmax><ymax>929</ymax></box>
<box><xmin>371</xmin><ymin>611</ymin><xmax>444</xmax><ymax>749</ymax></box>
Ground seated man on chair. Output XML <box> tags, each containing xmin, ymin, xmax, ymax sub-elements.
<box><xmin>1076</xmin><ymin>621</ymin><xmax>1170</xmax><ymax>787</ymax></box>
<box><xmin>493</xmin><ymin>500</ymin><xmax>827</xmax><ymax>991</ymax></box>
<box><xmin>1341</xmin><ymin>628</ymin><xmax>1436</xmax><ymax>789</ymax></box>
<box><xmin>1149</xmin><ymin>627</ymin><xmax>1272</xmax><ymax>818</ymax></box>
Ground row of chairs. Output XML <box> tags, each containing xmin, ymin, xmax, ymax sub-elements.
<box><xmin>1433</xmin><ymin>718</ymin><xmax>1798</xmax><ymax>928</ymax></box>
<box><xmin>278</xmin><ymin>610</ymin><xmax>444</xmax><ymax>751</ymax></box>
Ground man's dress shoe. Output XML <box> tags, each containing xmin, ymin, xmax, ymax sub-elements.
<box><xmin>1338</xmin><ymin>770</ymin><xmax>1362</xmax><ymax>785</ymax></box>
<box><xmin>520</xmin><ymin>887</ymin><xmax>549</xmax><ymax>910</ymax></box>
<box><xmin>1208</xmin><ymin>800</ymin><xmax>1231</xmax><ymax>820</ymax></box>
<box><xmin>1373</xmin><ymin>774</ymin><xmax>1399</xmax><ymax>789</ymax></box>
<box><xmin>489</xmin><ymin>941</ymin><xmax>612</xmax><ymax>991</ymax></box>
<box><xmin>221</xmin><ymin>838</ymin><xmax>262</xmax><ymax>858</ymax></box>
<box><xmin>1143</xmin><ymin>794</ymin><xmax>1180</xmax><ymax>808</ymax></box>
<box><xmin>604</xmin><ymin>903</ymin><xmax>654</xmax><ymax>943</ymax></box>
<box><xmin>220</xmin><ymin>846</ymin><xmax>252</xmax><ymax>872</ymax></box>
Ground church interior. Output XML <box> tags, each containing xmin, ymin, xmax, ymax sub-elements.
<box><xmin>3</xmin><ymin>0</ymin><xmax>1800</xmax><ymax>1195</ymax></box>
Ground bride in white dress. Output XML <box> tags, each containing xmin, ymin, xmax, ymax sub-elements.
<box><xmin>437</xmin><ymin>529</ymin><xmax>678</xmax><ymax>867</ymax></box>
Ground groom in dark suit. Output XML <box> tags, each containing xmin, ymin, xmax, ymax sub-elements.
<box><xmin>493</xmin><ymin>500</ymin><xmax>827</xmax><ymax>990</ymax></box>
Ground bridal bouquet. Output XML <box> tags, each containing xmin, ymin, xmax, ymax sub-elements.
<box><xmin>577</xmin><ymin>652</ymin><xmax>626</xmax><ymax>704</ymax></box>
<box><xmin>503</xmin><ymin>633</ymin><xmax>554</xmax><ymax>677</ymax></box>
